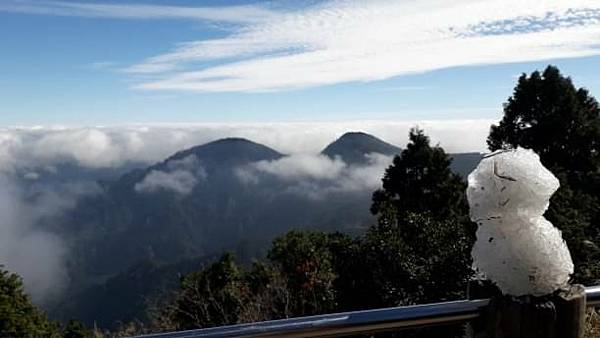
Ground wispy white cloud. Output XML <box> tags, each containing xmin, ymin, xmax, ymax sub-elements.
<box><xmin>7</xmin><ymin>1</ymin><xmax>600</xmax><ymax>92</ymax></box>
<box><xmin>236</xmin><ymin>152</ymin><xmax>395</xmax><ymax>199</ymax></box>
<box><xmin>251</xmin><ymin>154</ymin><xmax>346</xmax><ymax>181</ymax></box>
<box><xmin>124</xmin><ymin>0</ymin><xmax>600</xmax><ymax>92</ymax></box>
<box><xmin>0</xmin><ymin>0</ymin><xmax>275</xmax><ymax>23</ymax></box>
<box><xmin>135</xmin><ymin>169</ymin><xmax>198</xmax><ymax>195</ymax></box>
<box><xmin>135</xmin><ymin>155</ymin><xmax>207</xmax><ymax>195</ymax></box>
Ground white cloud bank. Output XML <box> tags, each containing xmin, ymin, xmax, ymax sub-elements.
<box><xmin>0</xmin><ymin>121</ymin><xmax>487</xmax><ymax>300</ymax></box>
<box><xmin>0</xmin><ymin>120</ymin><xmax>491</xmax><ymax>173</ymax></box>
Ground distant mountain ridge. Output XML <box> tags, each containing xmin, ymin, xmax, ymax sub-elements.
<box><xmin>62</xmin><ymin>132</ymin><xmax>481</xmax><ymax>279</ymax></box>
<box><xmin>168</xmin><ymin>137</ymin><xmax>283</xmax><ymax>167</ymax></box>
<box><xmin>322</xmin><ymin>132</ymin><xmax>402</xmax><ymax>164</ymax></box>
<box><xmin>321</xmin><ymin>131</ymin><xmax>481</xmax><ymax>177</ymax></box>
<box><xmin>54</xmin><ymin>131</ymin><xmax>483</xmax><ymax>328</ymax></box>
<box><xmin>107</xmin><ymin>137</ymin><xmax>283</xmax><ymax>195</ymax></box>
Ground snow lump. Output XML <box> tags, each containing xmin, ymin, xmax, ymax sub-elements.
<box><xmin>467</xmin><ymin>148</ymin><xmax>573</xmax><ymax>296</ymax></box>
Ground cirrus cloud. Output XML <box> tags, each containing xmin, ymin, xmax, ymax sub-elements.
<box><xmin>0</xmin><ymin>0</ymin><xmax>275</xmax><ymax>23</ymax></box>
<box><xmin>126</xmin><ymin>0</ymin><xmax>600</xmax><ymax>92</ymax></box>
<box><xmin>4</xmin><ymin>1</ymin><xmax>600</xmax><ymax>92</ymax></box>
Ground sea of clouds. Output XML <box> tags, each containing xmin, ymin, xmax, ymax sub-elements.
<box><xmin>0</xmin><ymin>119</ymin><xmax>492</xmax><ymax>303</ymax></box>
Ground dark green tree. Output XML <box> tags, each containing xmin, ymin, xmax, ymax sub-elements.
<box><xmin>358</xmin><ymin>213</ymin><xmax>474</xmax><ymax>338</ymax></box>
<box><xmin>361</xmin><ymin>128</ymin><xmax>475</xmax><ymax>337</ymax></box>
<box><xmin>156</xmin><ymin>253</ymin><xmax>295</xmax><ymax>331</ymax></box>
<box><xmin>358</xmin><ymin>213</ymin><xmax>474</xmax><ymax>308</ymax></box>
<box><xmin>371</xmin><ymin>128</ymin><xmax>467</xmax><ymax>221</ymax></box>
<box><xmin>161</xmin><ymin>253</ymin><xmax>248</xmax><ymax>330</ymax></box>
<box><xmin>268</xmin><ymin>231</ymin><xmax>341</xmax><ymax>315</ymax></box>
<box><xmin>0</xmin><ymin>268</ymin><xmax>60</xmax><ymax>337</ymax></box>
<box><xmin>240</xmin><ymin>261</ymin><xmax>293</xmax><ymax>322</ymax></box>
<box><xmin>62</xmin><ymin>319</ymin><xmax>90</xmax><ymax>338</ymax></box>
<box><xmin>546</xmin><ymin>180</ymin><xmax>600</xmax><ymax>284</ymax></box>
<box><xmin>488</xmin><ymin>65</ymin><xmax>600</xmax><ymax>178</ymax></box>
<box><xmin>365</xmin><ymin>128</ymin><xmax>474</xmax><ymax>306</ymax></box>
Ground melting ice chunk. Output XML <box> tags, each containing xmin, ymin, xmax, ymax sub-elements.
<box><xmin>467</xmin><ymin>148</ymin><xmax>573</xmax><ymax>296</ymax></box>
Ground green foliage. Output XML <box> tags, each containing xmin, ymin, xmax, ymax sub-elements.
<box><xmin>488</xmin><ymin>65</ymin><xmax>600</xmax><ymax>174</ymax></box>
<box><xmin>545</xmin><ymin>179</ymin><xmax>600</xmax><ymax>284</ymax></box>
<box><xmin>62</xmin><ymin>319</ymin><xmax>90</xmax><ymax>338</ymax></box>
<box><xmin>164</xmin><ymin>253</ymin><xmax>248</xmax><ymax>330</ymax></box>
<box><xmin>371</xmin><ymin>128</ymin><xmax>467</xmax><ymax>220</ymax></box>
<box><xmin>361</xmin><ymin>128</ymin><xmax>475</xmax><ymax>338</ymax></box>
<box><xmin>239</xmin><ymin>261</ymin><xmax>292</xmax><ymax>322</ymax></box>
<box><xmin>0</xmin><ymin>268</ymin><xmax>61</xmax><ymax>337</ymax></box>
<box><xmin>358</xmin><ymin>213</ymin><xmax>473</xmax><ymax>308</ymax></box>
<box><xmin>157</xmin><ymin>253</ymin><xmax>294</xmax><ymax>331</ymax></box>
<box><xmin>488</xmin><ymin>65</ymin><xmax>600</xmax><ymax>285</ymax></box>
<box><xmin>364</xmin><ymin>127</ymin><xmax>474</xmax><ymax>306</ymax></box>
<box><xmin>268</xmin><ymin>231</ymin><xmax>339</xmax><ymax>315</ymax></box>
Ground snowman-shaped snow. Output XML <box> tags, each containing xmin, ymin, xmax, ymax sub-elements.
<box><xmin>467</xmin><ymin>148</ymin><xmax>573</xmax><ymax>296</ymax></box>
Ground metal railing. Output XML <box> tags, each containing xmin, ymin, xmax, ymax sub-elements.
<box><xmin>139</xmin><ymin>285</ymin><xmax>600</xmax><ymax>338</ymax></box>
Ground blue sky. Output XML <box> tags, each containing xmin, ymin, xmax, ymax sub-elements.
<box><xmin>1</xmin><ymin>0</ymin><xmax>600</xmax><ymax>125</ymax></box>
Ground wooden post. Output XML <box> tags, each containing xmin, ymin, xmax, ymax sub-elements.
<box><xmin>468</xmin><ymin>280</ymin><xmax>586</xmax><ymax>338</ymax></box>
<box><xmin>554</xmin><ymin>284</ymin><xmax>586</xmax><ymax>338</ymax></box>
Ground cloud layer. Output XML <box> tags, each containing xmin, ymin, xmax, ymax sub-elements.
<box><xmin>0</xmin><ymin>120</ymin><xmax>490</xmax><ymax>172</ymax></box>
<box><xmin>122</xmin><ymin>0</ymin><xmax>600</xmax><ymax>92</ymax></box>
<box><xmin>3</xmin><ymin>1</ymin><xmax>599</xmax><ymax>92</ymax></box>
<box><xmin>0</xmin><ymin>121</ymin><xmax>487</xmax><ymax>301</ymax></box>
<box><xmin>0</xmin><ymin>0</ymin><xmax>274</xmax><ymax>23</ymax></box>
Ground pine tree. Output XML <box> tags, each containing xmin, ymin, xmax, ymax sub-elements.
<box><xmin>371</xmin><ymin>127</ymin><xmax>467</xmax><ymax>221</ymax></box>
<box><xmin>488</xmin><ymin>65</ymin><xmax>600</xmax><ymax>177</ymax></box>
<box><xmin>0</xmin><ymin>268</ymin><xmax>60</xmax><ymax>337</ymax></box>
<box><xmin>62</xmin><ymin>319</ymin><xmax>90</xmax><ymax>338</ymax></box>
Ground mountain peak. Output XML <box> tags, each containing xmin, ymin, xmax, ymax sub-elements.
<box><xmin>321</xmin><ymin>132</ymin><xmax>401</xmax><ymax>164</ymax></box>
<box><xmin>168</xmin><ymin>137</ymin><xmax>283</xmax><ymax>165</ymax></box>
<box><xmin>337</xmin><ymin>131</ymin><xmax>376</xmax><ymax>139</ymax></box>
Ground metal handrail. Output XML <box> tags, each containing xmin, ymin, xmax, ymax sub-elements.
<box><xmin>138</xmin><ymin>285</ymin><xmax>600</xmax><ymax>338</ymax></box>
